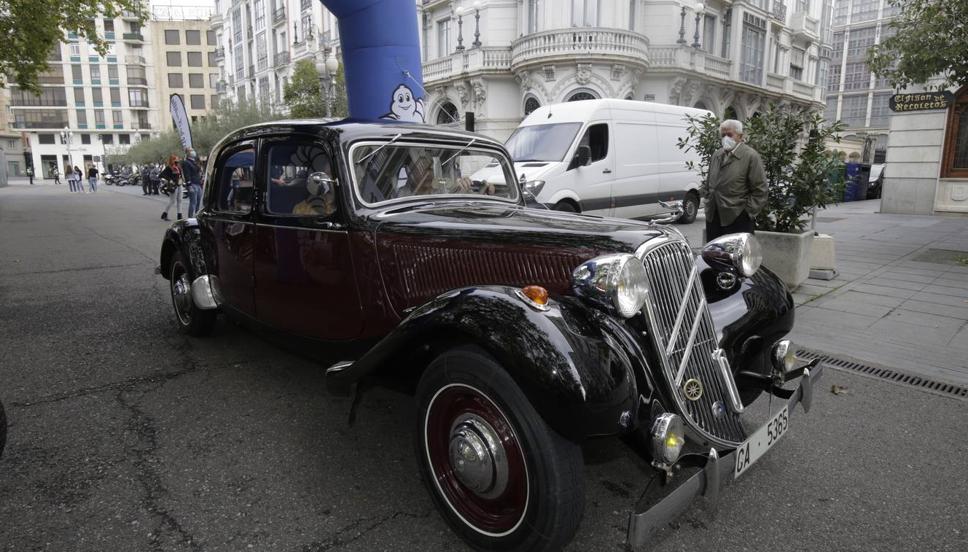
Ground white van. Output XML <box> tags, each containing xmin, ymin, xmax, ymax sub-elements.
<box><xmin>494</xmin><ymin>99</ymin><xmax>710</xmax><ymax>223</ymax></box>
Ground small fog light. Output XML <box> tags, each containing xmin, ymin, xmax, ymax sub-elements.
<box><xmin>772</xmin><ymin>339</ymin><xmax>796</xmax><ymax>373</ymax></box>
<box><xmin>650</xmin><ymin>413</ymin><xmax>686</xmax><ymax>465</ymax></box>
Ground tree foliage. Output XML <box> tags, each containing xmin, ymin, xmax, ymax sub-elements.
<box><xmin>111</xmin><ymin>100</ymin><xmax>276</xmax><ymax>166</ymax></box>
<box><xmin>867</xmin><ymin>0</ymin><xmax>968</xmax><ymax>91</ymax></box>
<box><xmin>0</xmin><ymin>0</ymin><xmax>147</xmax><ymax>92</ymax></box>
<box><xmin>678</xmin><ymin>107</ymin><xmax>845</xmax><ymax>234</ymax></box>
<box><xmin>283</xmin><ymin>58</ymin><xmax>348</xmax><ymax>119</ymax></box>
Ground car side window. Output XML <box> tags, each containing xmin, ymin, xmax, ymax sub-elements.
<box><xmin>582</xmin><ymin>123</ymin><xmax>609</xmax><ymax>163</ymax></box>
<box><xmin>266</xmin><ymin>142</ymin><xmax>337</xmax><ymax>217</ymax></box>
<box><xmin>215</xmin><ymin>148</ymin><xmax>255</xmax><ymax>213</ymax></box>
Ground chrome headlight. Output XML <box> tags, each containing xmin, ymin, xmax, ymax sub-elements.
<box><xmin>572</xmin><ymin>253</ymin><xmax>649</xmax><ymax>318</ymax></box>
<box><xmin>772</xmin><ymin>339</ymin><xmax>796</xmax><ymax>373</ymax></box>
<box><xmin>701</xmin><ymin>232</ymin><xmax>762</xmax><ymax>277</ymax></box>
<box><xmin>522</xmin><ymin>180</ymin><xmax>545</xmax><ymax>196</ymax></box>
<box><xmin>650</xmin><ymin>413</ymin><xmax>686</xmax><ymax>465</ymax></box>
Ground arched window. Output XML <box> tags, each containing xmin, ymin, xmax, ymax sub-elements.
<box><xmin>524</xmin><ymin>97</ymin><xmax>541</xmax><ymax>115</ymax></box>
<box><xmin>567</xmin><ymin>91</ymin><xmax>597</xmax><ymax>102</ymax></box>
<box><xmin>942</xmin><ymin>86</ymin><xmax>968</xmax><ymax>178</ymax></box>
<box><xmin>694</xmin><ymin>101</ymin><xmax>709</xmax><ymax>110</ymax></box>
<box><xmin>436</xmin><ymin>101</ymin><xmax>460</xmax><ymax>125</ymax></box>
<box><xmin>724</xmin><ymin>105</ymin><xmax>738</xmax><ymax>120</ymax></box>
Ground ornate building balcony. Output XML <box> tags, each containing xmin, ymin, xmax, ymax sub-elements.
<box><xmin>424</xmin><ymin>47</ymin><xmax>512</xmax><ymax>84</ymax></box>
<box><xmin>510</xmin><ymin>28</ymin><xmax>649</xmax><ymax>72</ymax></box>
<box><xmin>789</xmin><ymin>12</ymin><xmax>819</xmax><ymax>41</ymax></box>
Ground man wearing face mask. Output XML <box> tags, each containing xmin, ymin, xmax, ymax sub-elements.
<box><xmin>700</xmin><ymin>119</ymin><xmax>767</xmax><ymax>241</ymax></box>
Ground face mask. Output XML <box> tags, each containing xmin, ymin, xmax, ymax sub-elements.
<box><xmin>722</xmin><ymin>136</ymin><xmax>737</xmax><ymax>151</ymax></box>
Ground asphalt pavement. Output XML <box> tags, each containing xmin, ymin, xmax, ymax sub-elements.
<box><xmin>1</xmin><ymin>181</ymin><xmax>966</xmax><ymax>552</ymax></box>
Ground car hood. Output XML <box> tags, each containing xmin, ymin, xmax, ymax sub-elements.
<box><xmin>371</xmin><ymin>201</ymin><xmax>671</xmax><ymax>313</ymax></box>
<box><xmin>471</xmin><ymin>161</ymin><xmax>558</xmax><ymax>185</ymax></box>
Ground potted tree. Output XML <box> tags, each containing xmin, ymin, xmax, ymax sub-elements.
<box><xmin>679</xmin><ymin>106</ymin><xmax>844</xmax><ymax>289</ymax></box>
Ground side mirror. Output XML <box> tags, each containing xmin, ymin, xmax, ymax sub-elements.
<box><xmin>574</xmin><ymin>145</ymin><xmax>592</xmax><ymax>168</ymax></box>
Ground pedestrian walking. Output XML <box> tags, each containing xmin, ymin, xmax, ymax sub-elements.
<box><xmin>26</xmin><ymin>166</ymin><xmax>34</xmax><ymax>185</ymax></box>
<box><xmin>149</xmin><ymin>164</ymin><xmax>161</xmax><ymax>195</ymax></box>
<box><xmin>87</xmin><ymin>164</ymin><xmax>99</xmax><ymax>192</ymax></box>
<box><xmin>701</xmin><ymin>119</ymin><xmax>768</xmax><ymax>242</ymax></box>
<box><xmin>65</xmin><ymin>164</ymin><xmax>78</xmax><ymax>192</ymax></box>
<box><xmin>141</xmin><ymin>165</ymin><xmax>152</xmax><ymax>195</ymax></box>
<box><xmin>159</xmin><ymin>155</ymin><xmax>184</xmax><ymax>221</ymax></box>
<box><xmin>180</xmin><ymin>150</ymin><xmax>203</xmax><ymax>218</ymax></box>
<box><xmin>51</xmin><ymin>166</ymin><xmax>61</xmax><ymax>185</ymax></box>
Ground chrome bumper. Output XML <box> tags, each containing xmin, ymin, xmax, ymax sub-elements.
<box><xmin>627</xmin><ymin>361</ymin><xmax>823</xmax><ymax>549</ymax></box>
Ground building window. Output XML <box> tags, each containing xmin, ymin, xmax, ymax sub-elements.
<box><xmin>9</xmin><ymin>87</ymin><xmax>68</xmax><ymax>106</ymax></box>
<box><xmin>833</xmin><ymin>1</ymin><xmax>848</xmax><ymax>25</ymax></box>
<box><xmin>76</xmin><ymin>110</ymin><xmax>87</xmax><ymax>127</ymax></box>
<box><xmin>843</xmin><ymin>62</ymin><xmax>871</xmax><ymax>90</ymax></box>
<box><xmin>721</xmin><ymin>9</ymin><xmax>731</xmax><ymax>58</ymax></box>
<box><xmin>847</xmin><ymin>26</ymin><xmax>876</xmax><ymax>58</ymax></box>
<box><xmin>234</xmin><ymin>46</ymin><xmax>245</xmax><ymax>80</ymax></box>
<box><xmin>436</xmin><ymin>101</ymin><xmax>459</xmax><ymax>125</ymax></box>
<box><xmin>832</xmin><ymin>31</ymin><xmax>844</xmax><ymax>60</ymax></box>
<box><xmin>942</xmin><ymin>87</ymin><xmax>968</xmax><ymax>178</ymax></box>
<box><xmin>702</xmin><ymin>14</ymin><xmax>716</xmax><ymax>54</ymax></box>
<box><xmin>254</xmin><ymin>0</ymin><xmax>265</xmax><ymax>30</ymax></box>
<box><xmin>38</xmin><ymin>134</ymin><xmax>56</xmax><ymax>144</ymax></box>
<box><xmin>232</xmin><ymin>9</ymin><xmax>243</xmax><ymax>43</ymax></box>
<box><xmin>126</xmin><ymin>65</ymin><xmax>147</xmax><ymax>86</ymax></box>
<box><xmin>109</xmin><ymin>87</ymin><xmax>121</xmax><ymax>106</ymax></box>
<box><xmin>186</xmin><ymin>30</ymin><xmax>201</xmax><ymax>45</ymax></box>
<box><xmin>436</xmin><ymin>18</ymin><xmax>451</xmax><ymax>58</ymax></box>
<box><xmin>301</xmin><ymin>13</ymin><xmax>312</xmax><ymax>43</ymax></box>
<box><xmin>208</xmin><ymin>51</ymin><xmax>218</xmax><ymax>66</ymax></box>
<box><xmin>840</xmin><ymin>94</ymin><xmax>867</xmax><ymax>126</ymax></box>
<box><xmin>104</xmin><ymin>19</ymin><xmax>114</xmax><ymax>32</ymax></box>
<box><xmin>74</xmin><ymin>87</ymin><xmax>85</xmax><ymax>105</ymax></box>
<box><xmin>567</xmin><ymin>90</ymin><xmax>598</xmax><ymax>101</ymax></box>
<box><xmin>524</xmin><ymin>96</ymin><xmax>541</xmax><ymax>115</ymax></box>
<box><xmin>207</xmin><ymin>30</ymin><xmax>217</xmax><ymax>45</ymax></box>
<box><xmin>190</xmin><ymin>94</ymin><xmax>206</xmax><ymax>109</ymax></box>
<box><xmin>869</xmin><ymin>93</ymin><xmax>891</xmax><ymax>127</ymax></box>
<box><xmin>101</xmin><ymin>134</ymin><xmax>113</xmax><ymax>144</ymax></box>
<box><xmin>168</xmin><ymin>73</ymin><xmax>184</xmax><ymax>88</ymax></box>
<box><xmin>189</xmin><ymin>73</ymin><xmax>204</xmax><ymax>88</ymax></box>
<box><xmin>740</xmin><ymin>14</ymin><xmax>766</xmax><ymax>84</ymax></box>
<box><xmin>571</xmin><ymin>0</ymin><xmax>599</xmax><ymax>27</ymax></box>
<box><xmin>790</xmin><ymin>47</ymin><xmax>805</xmax><ymax>80</ymax></box>
<box><xmin>165</xmin><ymin>30</ymin><xmax>180</xmax><ymax>45</ymax></box>
<box><xmin>824</xmin><ymin>99</ymin><xmax>838</xmax><ymax>123</ymax></box>
<box><xmin>92</xmin><ymin>88</ymin><xmax>103</xmax><ymax>106</ymax></box>
<box><xmin>112</xmin><ymin>110</ymin><xmax>123</xmax><ymax>125</ymax></box>
<box><xmin>850</xmin><ymin>0</ymin><xmax>878</xmax><ymax>23</ymax></box>
<box><xmin>167</xmin><ymin>52</ymin><xmax>182</xmax><ymax>66</ymax></box>
<box><xmin>107</xmin><ymin>64</ymin><xmax>119</xmax><ymax>83</ymax></box>
<box><xmin>187</xmin><ymin>52</ymin><xmax>203</xmax><ymax>67</ymax></box>
<box><xmin>94</xmin><ymin>110</ymin><xmax>105</xmax><ymax>126</ymax></box>
<box><xmin>816</xmin><ymin>59</ymin><xmax>828</xmax><ymax>87</ymax></box>
<box><xmin>129</xmin><ymin>88</ymin><xmax>148</xmax><ymax>107</ymax></box>
<box><xmin>119</xmin><ymin>134</ymin><xmax>130</xmax><ymax>145</ymax></box>
<box><xmin>528</xmin><ymin>0</ymin><xmax>540</xmax><ymax>34</ymax></box>
<box><xmin>210</xmin><ymin>73</ymin><xmax>219</xmax><ymax>88</ymax></box>
<box><xmin>256</xmin><ymin>33</ymin><xmax>268</xmax><ymax>70</ymax></box>
<box><xmin>90</xmin><ymin>65</ymin><xmax>101</xmax><ymax>82</ymax></box>
<box><xmin>81</xmin><ymin>133</ymin><xmax>91</xmax><ymax>144</ymax></box>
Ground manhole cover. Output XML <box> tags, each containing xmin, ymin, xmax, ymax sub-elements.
<box><xmin>910</xmin><ymin>248</ymin><xmax>968</xmax><ymax>266</ymax></box>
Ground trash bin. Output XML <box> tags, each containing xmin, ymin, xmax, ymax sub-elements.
<box><xmin>843</xmin><ymin>163</ymin><xmax>871</xmax><ymax>201</ymax></box>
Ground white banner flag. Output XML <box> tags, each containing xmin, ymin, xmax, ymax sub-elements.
<box><xmin>169</xmin><ymin>94</ymin><xmax>193</xmax><ymax>151</ymax></box>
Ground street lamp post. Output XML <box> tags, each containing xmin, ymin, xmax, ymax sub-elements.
<box><xmin>692</xmin><ymin>3</ymin><xmax>705</xmax><ymax>49</ymax></box>
<box><xmin>316</xmin><ymin>44</ymin><xmax>340</xmax><ymax>118</ymax></box>
<box><xmin>472</xmin><ymin>1</ymin><xmax>482</xmax><ymax>48</ymax></box>
<box><xmin>455</xmin><ymin>7</ymin><xmax>466</xmax><ymax>52</ymax></box>
<box><xmin>677</xmin><ymin>7</ymin><xmax>687</xmax><ymax>44</ymax></box>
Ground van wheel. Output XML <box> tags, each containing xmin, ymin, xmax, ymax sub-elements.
<box><xmin>677</xmin><ymin>192</ymin><xmax>699</xmax><ymax>224</ymax></box>
<box><xmin>553</xmin><ymin>200</ymin><xmax>578</xmax><ymax>213</ymax></box>
<box><xmin>415</xmin><ymin>347</ymin><xmax>585</xmax><ymax>551</ymax></box>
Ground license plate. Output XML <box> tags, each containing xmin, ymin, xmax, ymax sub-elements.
<box><xmin>734</xmin><ymin>405</ymin><xmax>789</xmax><ymax>479</ymax></box>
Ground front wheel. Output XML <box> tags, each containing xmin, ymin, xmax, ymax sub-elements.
<box><xmin>676</xmin><ymin>192</ymin><xmax>699</xmax><ymax>224</ymax></box>
<box><xmin>169</xmin><ymin>252</ymin><xmax>216</xmax><ymax>337</ymax></box>
<box><xmin>415</xmin><ymin>347</ymin><xmax>585</xmax><ymax>552</ymax></box>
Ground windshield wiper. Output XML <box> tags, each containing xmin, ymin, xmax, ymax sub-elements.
<box><xmin>358</xmin><ymin>133</ymin><xmax>403</xmax><ymax>164</ymax></box>
<box><xmin>441</xmin><ymin>138</ymin><xmax>477</xmax><ymax>167</ymax></box>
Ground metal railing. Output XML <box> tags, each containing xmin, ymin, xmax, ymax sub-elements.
<box><xmin>274</xmin><ymin>51</ymin><xmax>290</xmax><ymax>66</ymax></box>
<box><xmin>122</xmin><ymin>32</ymin><xmax>144</xmax><ymax>42</ymax></box>
<box><xmin>273</xmin><ymin>7</ymin><xmax>286</xmax><ymax>24</ymax></box>
<box><xmin>125</xmin><ymin>55</ymin><xmax>146</xmax><ymax>65</ymax></box>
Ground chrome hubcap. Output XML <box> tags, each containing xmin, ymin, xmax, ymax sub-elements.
<box><xmin>449</xmin><ymin>413</ymin><xmax>508</xmax><ymax>499</ymax></box>
<box><xmin>172</xmin><ymin>270</ymin><xmax>192</xmax><ymax>324</ymax></box>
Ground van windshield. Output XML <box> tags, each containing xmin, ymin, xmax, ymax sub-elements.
<box><xmin>505</xmin><ymin>123</ymin><xmax>581</xmax><ymax>163</ymax></box>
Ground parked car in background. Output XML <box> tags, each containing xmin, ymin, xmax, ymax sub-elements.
<box><xmin>867</xmin><ymin>163</ymin><xmax>885</xmax><ymax>199</ymax></box>
<box><xmin>159</xmin><ymin>120</ymin><xmax>824</xmax><ymax>552</ymax></box>
<box><xmin>486</xmin><ymin>99</ymin><xmax>708</xmax><ymax>224</ymax></box>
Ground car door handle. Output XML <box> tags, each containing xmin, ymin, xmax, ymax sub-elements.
<box><xmin>602</xmin><ymin>169</ymin><xmax>612</xmax><ymax>174</ymax></box>
<box><xmin>314</xmin><ymin>220</ymin><xmax>345</xmax><ymax>230</ymax></box>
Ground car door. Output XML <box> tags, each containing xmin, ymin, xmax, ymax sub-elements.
<box><xmin>559</xmin><ymin>122</ymin><xmax>614</xmax><ymax>215</ymax></box>
<box><xmin>198</xmin><ymin>141</ymin><xmax>257</xmax><ymax>317</ymax></box>
<box><xmin>252</xmin><ymin>136</ymin><xmax>364</xmax><ymax>340</ymax></box>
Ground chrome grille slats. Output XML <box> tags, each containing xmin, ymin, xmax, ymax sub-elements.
<box><xmin>637</xmin><ymin>238</ymin><xmax>746</xmax><ymax>445</ymax></box>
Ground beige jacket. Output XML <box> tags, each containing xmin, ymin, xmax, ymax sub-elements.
<box><xmin>701</xmin><ymin>142</ymin><xmax>768</xmax><ymax>227</ymax></box>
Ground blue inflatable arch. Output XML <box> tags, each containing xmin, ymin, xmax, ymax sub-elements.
<box><xmin>320</xmin><ymin>0</ymin><xmax>426</xmax><ymax>123</ymax></box>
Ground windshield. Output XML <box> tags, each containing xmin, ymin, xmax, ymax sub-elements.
<box><xmin>505</xmin><ymin>123</ymin><xmax>582</xmax><ymax>162</ymax></box>
<box><xmin>351</xmin><ymin>143</ymin><xmax>519</xmax><ymax>206</ymax></box>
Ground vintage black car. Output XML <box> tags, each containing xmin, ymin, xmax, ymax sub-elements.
<box><xmin>159</xmin><ymin>120</ymin><xmax>823</xmax><ymax>551</ymax></box>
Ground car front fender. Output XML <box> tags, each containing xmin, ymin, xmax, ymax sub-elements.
<box><xmin>159</xmin><ymin>219</ymin><xmax>206</xmax><ymax>281</ymax></box>
<box><xmin>326</xmin><ymin>285</ymin><xmax>654</xmax><ymax>441</ymax></box>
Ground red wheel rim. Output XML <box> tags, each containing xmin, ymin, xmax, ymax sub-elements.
<box><xmin>424</xmin><ymin>383</ymin><xmax>529</xmax><ymax>536</ymax></box>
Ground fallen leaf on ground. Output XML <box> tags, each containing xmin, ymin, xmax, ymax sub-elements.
<box><xmin>831</xmin><ymin>384</ymin><xmax>850</xmax><ymax>395</ymax></box>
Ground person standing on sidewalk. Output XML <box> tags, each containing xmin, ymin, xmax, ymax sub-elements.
<box><xmin>159</xmin><ymin>155</ymin><xmax>184</xmax><ymax>221</ymax></box>
<box><xmin>87</xmin><ymin>164</ymin><xmax>98</xmax><ymax>192</ymax></box>
<box><xmin>73</xmin><ymin>166</ymin><xmax>85</xmax><ymax>193</ymax></box>
<box><xmin>701</xmin><ymin>119</ymin><xmax>768</xmax><ymax>242</ymax></box>
<box><xmin>180</xmin><ymin>150</ymin><xmax>203</xmax><ymax>218</ymax></box>
<box><xmin>65</xmin><ymin>164</ymin><xmax>78</xmax><ymax>192</ymax></box>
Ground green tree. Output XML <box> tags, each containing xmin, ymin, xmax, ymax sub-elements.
<box><xmin>867</xmin><ymin>0</ymin><xmax>968</xmax><ymax>90</ymax></box>
<box><xmin>0</xmin><ymin>0</ymin><xmax>147</xmax><ymax>92</ymax></box>
<box><xmin>283</xmin><ymin>59</ymin><xmax>325</xmax><ymax>118</ymax></box>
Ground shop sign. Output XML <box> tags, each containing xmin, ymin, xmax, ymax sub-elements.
<box><xmin>889</xmin><ymin>91</ymin><xmax>954</xmax><ymax>112</ymax></box>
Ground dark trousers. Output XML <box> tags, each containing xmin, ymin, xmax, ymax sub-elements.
<box><xmin>706</xmin><ymin>210</ymin><xmax>755</xmax><ymax>242</ymax></box>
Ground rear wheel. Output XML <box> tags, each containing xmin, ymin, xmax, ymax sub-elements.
<box><xmin>169</xmin><ymin>251</ymin><xmax>216</xmax><ymax>337</ymax></box>
<box><xmin>677</xmin><ymin>192</ymin><xmax>699</xmax><ymax>224</ymax></box>
<box><xmin>552</xmin><ymin>200</ymin><xmax>578</xmax><ymax>213</ymax></box>
<box><xmin>415</xmin><ymin>347</ymin><xmax>585</xmax><ymax>552</ymax></box>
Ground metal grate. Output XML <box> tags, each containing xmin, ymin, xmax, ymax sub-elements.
<box><xmin>796</xmin><ymin>349</ymin><xmax>968</xmax><ymax>400</ymax></box>
<box><xmin>638</xmin><ymin>239</ymin><xmax>746</xmax><ymax>445</ymax></box>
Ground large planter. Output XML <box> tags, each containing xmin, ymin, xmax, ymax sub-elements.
<box><xmin>757</xmin><ymin>229</ymin><xmax>814</xmax><ymax>290</ymax></box>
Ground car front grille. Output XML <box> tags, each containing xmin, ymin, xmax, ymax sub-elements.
<box><xmin>637</xmin><ymin>238</ymin><xmax>747</xmax><ymax>446</ymax></box>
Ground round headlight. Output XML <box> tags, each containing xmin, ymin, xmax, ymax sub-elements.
<box><xmin>650</xmin><ymin>413</ymin><xmax>686</xmax><ymax>465</ymax></box>
<box><xmin>701</xmin><ymin>233</ymin><xmax>762</xmax><ymax>277</ymax></box>
<box><xmin>772</xmin><ymin>339</ymin><xmax>796</xmax><ymax>372</ymax></box>
<box><xmin>614</xmin><ymin>256</ymin><xmax>649</xmax><ymax>318</ymax></box>
<box><xmin>739</xmin><ymin>234</ymin><xmax>763</xmax><ymax>277</ymax></box>
<box><xmin>572</xmin><ymin>253</ymin><xmax>649</xmax><ymax>319</ymax></box>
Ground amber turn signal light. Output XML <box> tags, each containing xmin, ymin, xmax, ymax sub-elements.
<box><xmin>521</xmin><ymin>285</ymin><xmax>549</xmax><ymax>306</ymax></box>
